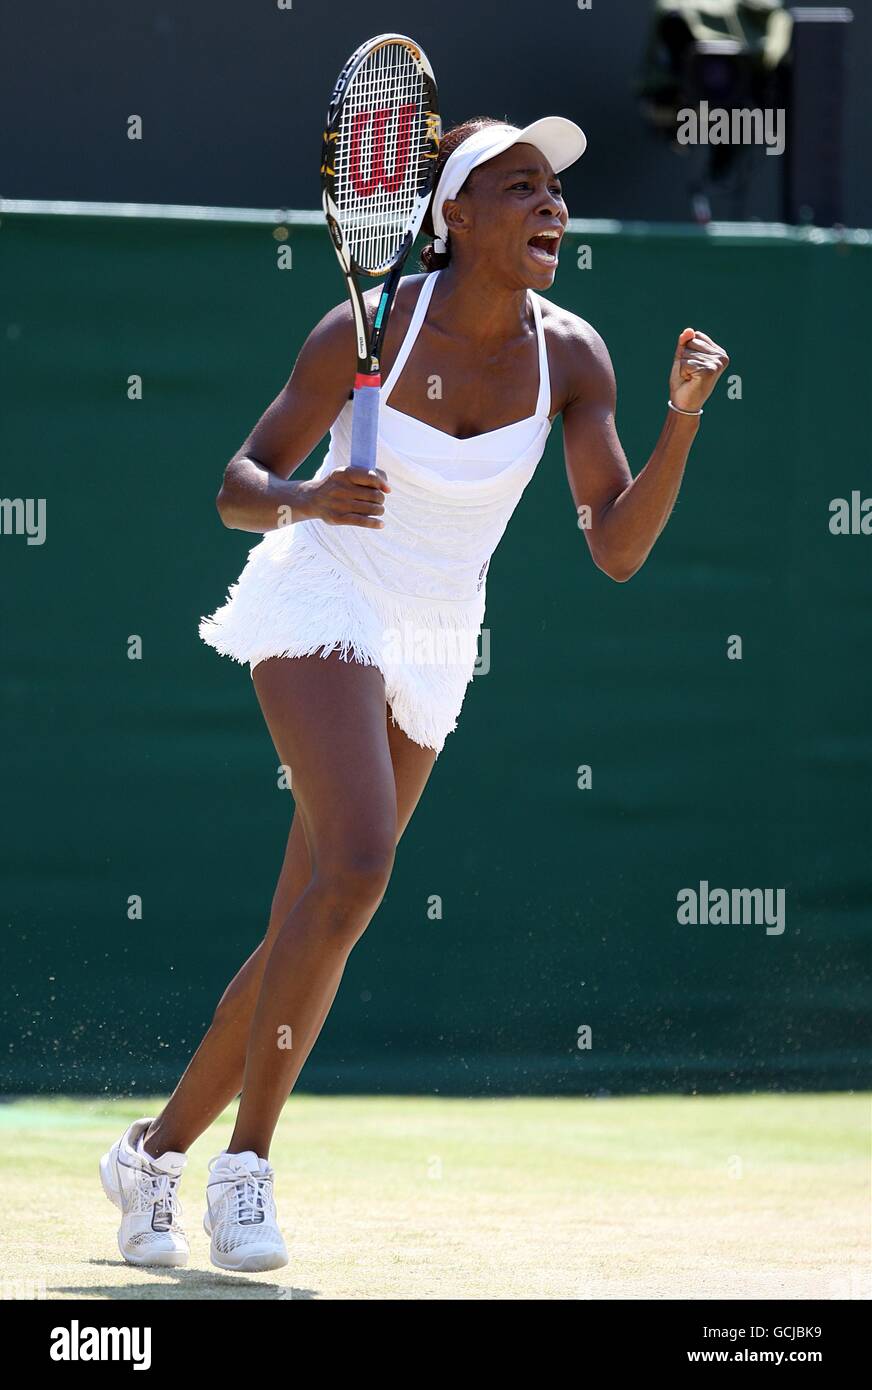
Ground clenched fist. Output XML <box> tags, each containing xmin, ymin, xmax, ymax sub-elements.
<box><xmin>301</xmin><ymin>465</ymin><xmax>390</xmax><ymax>528</ymax></box>
<box><xmin>669</xmin><ymin>328</ymin><xmax>730</xmax><ymax>413</ymax></box>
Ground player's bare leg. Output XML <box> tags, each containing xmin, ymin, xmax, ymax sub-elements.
<box><xmin>199</xmin><ymin>652</ymin><xmax>435</xmax><ymax>1268</ymax></box>
<box><xmin>228</xmin><ymin>652</ymin><xmax>436</xmax><ymax>1156</ymax></box>
<box><xmin>142</xmin><ymin>654</ymin><xmax>435</xmax><ymax>1160</ymax></box>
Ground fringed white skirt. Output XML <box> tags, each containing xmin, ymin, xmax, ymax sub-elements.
<box><xmin>198</xmin><ymin>523</ymin><xmax>486</xmax><ymax>754</ymax></box>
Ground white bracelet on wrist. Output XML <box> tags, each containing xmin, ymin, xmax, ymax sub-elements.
<box><xmin>668</xmin><ymin>399</ymin><xmax>703</xmax><ymax>417</ymax></box>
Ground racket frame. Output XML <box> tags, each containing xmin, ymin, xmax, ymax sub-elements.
<box><xmin>320</xmin><ymin>33</ymin><xmax>440</xmax><ymax>472</ymax></box>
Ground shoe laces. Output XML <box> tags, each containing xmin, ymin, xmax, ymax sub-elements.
<box><xmin>231</xmin><ymin>1171</ymin><xmax>272</xmax><ymax>1226</ymax></box>
<box><xmin>145</xmin><ymin>1170</ymin><xmax>183</xmax><ymax>1231</ymax></box>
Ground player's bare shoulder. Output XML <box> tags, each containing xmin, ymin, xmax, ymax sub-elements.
<box><xmin>365</xmin><ymin>274</ymin><xmax>429</xmax><ymax>377</ymax></box>
<box><xmin>295</xmin><ymin>276</ymin><xmax>428</xmax><ymax>403</ymax></box>
<box><xmin>539</xmin><ymin>297</ymin><xmax>615</xmax><ymax>414</ymax></box>
<box><xmin>364</xmin><ymin>273</ymin><xmax>428</xmax><ymax>332</ymax></box>
<box><xmin>318</xmin><ymin>274</ymin><xmax>427</xmax><ymax>353</ymax></box>
<box><xmin>296</xmin><ymin>294</ymin><xmax>375</xmax><ymax>399</ymax></box>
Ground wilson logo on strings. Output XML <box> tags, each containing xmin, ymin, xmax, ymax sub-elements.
<box><xmin>350</xmin><ymin>105</ymin><xmax>417</xmax><ymax>196</ymax></box>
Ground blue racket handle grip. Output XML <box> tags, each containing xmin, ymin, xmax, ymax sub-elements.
<box><xmin>349</xmin><ymin>380</ymin><xmax>381</xmax><ymax>475</ymax></box>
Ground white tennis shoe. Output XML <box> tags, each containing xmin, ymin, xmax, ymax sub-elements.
<box><xmin>99</xmin><ymin>1117</ymin><xmax>189</xmax><ymax>1267</ymax></box>
<box><xmin>204</xmin><ymin>1150</ymin><xmax>288</xmax><ymax>1272</ymax></box>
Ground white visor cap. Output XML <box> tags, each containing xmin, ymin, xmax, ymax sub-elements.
<box><xmin>431</xmin><ymin>116</ymin><xmax>587</xmax><ymax>253</ymax></box>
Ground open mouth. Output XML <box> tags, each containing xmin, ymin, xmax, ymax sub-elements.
<box><xmin>527</xmin><ymin>231</ymin><xmax>561</xmax><ymax>265</ymax></box>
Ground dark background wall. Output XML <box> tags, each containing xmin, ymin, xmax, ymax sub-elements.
<box><xmin>1</xmin><ymin>211</ymin><xmax>869</xmax><ymax>1095</ymax></box>
<box><xmin>2</xmin><ymin>0</ymin><xmax>870</xmax><ymax>226</ymax></box>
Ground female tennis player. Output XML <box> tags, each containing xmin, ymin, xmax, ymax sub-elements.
<box><xmin>100</xmin><ymin>115</ymin><xmax>728</xmax><ymax>1271</ymax></box>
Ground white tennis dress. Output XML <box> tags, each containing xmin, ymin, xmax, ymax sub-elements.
<box><xmin>199</xmin><ymin>270</ymin><xmax>554</xmax><ymax>753</ymax></box>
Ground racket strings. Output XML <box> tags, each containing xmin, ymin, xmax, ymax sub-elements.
<box><xmin>334</xmin><ymin>43</ymin><xmax>427</xmax><ymax>272</ymax></box>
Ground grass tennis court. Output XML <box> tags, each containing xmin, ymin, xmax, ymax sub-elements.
<box><xmin>2</xmin><ymin>1093</ymin><xmax>868</xmax><ymax>1301</ymax></box>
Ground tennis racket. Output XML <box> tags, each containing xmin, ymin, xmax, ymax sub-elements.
<box><xmin>320</xmin><ymin>33</ymin><xmax>441</xmax><ymax>476</ymax></box>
